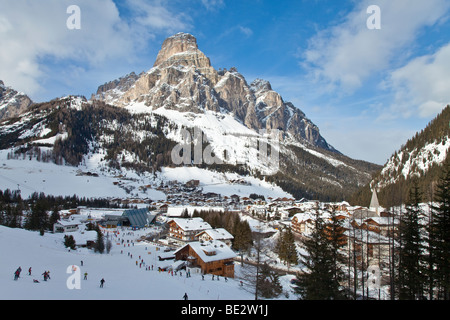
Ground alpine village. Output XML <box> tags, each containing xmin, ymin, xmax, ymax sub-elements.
<box><xmin>1</xmin><ymin>32</ymin><xmax>449</xmax><ymax>302</ymax></box>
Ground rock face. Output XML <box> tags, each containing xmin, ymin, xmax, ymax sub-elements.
<box><xmin>0</xmin><ymin>80</ymin><xmax>33</xmax><ymax>121</ymax></box>
<box><xmin>94</xmin><ymin>32</ymin><xmax>335</xmax><ymax>151</ymax></box>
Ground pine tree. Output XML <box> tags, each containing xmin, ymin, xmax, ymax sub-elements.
<box><xmin>64</xmin><ymin>234</ymin><xmax>76</xmax><ymax>250</ymax></box>
<box><xmin>49</xmin><ymin>206</ymin><xmax>60</xmax><ymax>228</ymax></box>
<box><xmin>294</xmin><ymin>210</ymin><xmax>347</xmax><ymax>300</ymax></box>
<box><xmin>276</xmin><ymin>227</ymin><xmax>298</xmax><ymax>270</ymax></box>
<box><xmin>258</xmin><ymin>263</ymin><xmax>283</xmax><ymax>298</ymax></box>
<box><xmin>232</xmin><ymin>219</ymin><xmax>252</xmax><ymax>259</ymax></box>
<box><xmin>396</xmin><ymin>181</ymin><xmax>426</xmax><ymax>299</ymax></box>
<box><xmin>431</xmin><ymin>161</ymin><xmax>450</xmax><ymax>299</ymax></box>
<box><xmin>94</xmin><ymin>227</ymin><xmax>105</xmax><ymax>254</ymax></box>
<box><xmin>25</xmin><ymin>197</ymin><xmax>49</xmax><ymax>231</ymax></box>
<box><xmin>327</xmin><ymin>210</ymin><xmax>348</xmax><ymax>295</ymax></box>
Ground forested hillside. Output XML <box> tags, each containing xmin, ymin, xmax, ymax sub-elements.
<box><xmin>351</xmin><ymin>105</ymin><xmax>450</xmax><ymax>207</ymax></box>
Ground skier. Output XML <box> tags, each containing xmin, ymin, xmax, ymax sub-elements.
<box><xmin>14</xmin><ymin>269</ymin><xmax>20</xmax><ymax>281</ymax></box>
<box><xmin>42</xmin><ymin>271</ymin><xmax>48</xmax><ymax>281</ymax></box>
<box><xmin>28</xmin><ymin>267</ymin><xmax>32</xmax><ymax>276</ymax></box>
<box><xmin>100</xmin><ymin>278</ymin><xmax>105</xmax><ymax>288</ymax></box>
<box><xmin>84</xmin><ymin>272</ymin><xmax>88</xmax><ymax>280</ymax></box>
<box><xmin>16</xmin><ymin>266</ymin><xmax>22</xmax><ymax>279</ymax></box>
<box><xmin>183</xmin><ymin>293</ymin><xmax>188</xmax><ymax>300</ymax></box>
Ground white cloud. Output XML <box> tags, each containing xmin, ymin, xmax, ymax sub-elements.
<box><xmin>125</xmin><ymin>0</ymin><xmax>191</xmax><ymax>33</ymax></box>
<box><xmin>386</xmin><ymin>42</ymin><xmax>450</xmax><ymax>118</ymax></box>
<box><xmin>0</xmin><ymin>0</ymin><xmax>190</xmax><ymax>100</ymax></box>
<box><xmin>302</xmin><ymin>0</ymin><xmax>450</xmax><ymax>94</ymax></box>
<box><xmin>238</xmin><ymin>26</ymin><xmax>253</xmax><ymax>37</ymax></box>
<box><xmin>200</xmin><ymin>0</ymin><xmax>225</xmax><ymax>11</ymax></box>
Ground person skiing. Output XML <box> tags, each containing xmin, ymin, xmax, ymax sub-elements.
<box><xmin>42</xmin><ymin>271</ymin><xmax>48</xmax><ymax>281</ymax></box>
<box><xmin>15</xmin><ymin>266</ymin><xmax>22</xmax><ymax>280</ymax></box>
<box><xmin>28</xmin><ymin>267</ymin><xmax>32</xmax><ymax>276</ymax></box>
<box><xmin>183</xmin><ymin>292</ymin><xmax>188</xmax><ymax>300</ymax></box>
<box><xmin>84</xmin><ymin>272</ymin><xmax>88</xmax><ymax>280</ymax></box>
<box><xmin>100</xmin><ymin>278</ymin><xmax>105</xmax><ymax>288</ymax></box>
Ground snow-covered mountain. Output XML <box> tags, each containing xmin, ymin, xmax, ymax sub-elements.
<box><xmin>351</xmin><ymin>105</ymin><xmax>450</xmax><ymax>206</ymax></box>
<box><xmin>0</xmin><ymin>80</ymin><xmax>33</xmax><ymax>121</ymax></box>
<box><xmin>90</xmin><ymin>33</ymin><xmax>380</xmax><ymax>200</ymax></box>
<box><xmin>93</xmin><ymin>33</ymin><xmax>334</xmax><ymax>152</ymax></box>
<box><xmin>0</xmin><ymin>33</ymin><xmax>381</xmax><ymax>202</ymax></box>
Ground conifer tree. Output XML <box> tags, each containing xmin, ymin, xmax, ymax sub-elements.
<box><xmin>294</xmin><ymin>210</ymin><xmax>347</xmax><ymax>300</ymax></box>
<box><xmin>232</xmin><ymin>219</ymin><xmax>252</xmax><ymax>261</ymax></box>
<box><xmin>25</xmin><ymin>197</ymin><xmax>49</xmax><ymax>231</ymax></box>
<box><xmin>396</xmin><ymin>181</ymin><xmax>426</xmax><ymax>299</ymax></box>
<box><xmin>431</xmin><ymin>161</ymin><xmax>450</xmax><ymax>299</ymax></box>
<box><xmin>94</xmin><ymin>226</ymin><xmax>105</xmax><ymax>254</ymax></box>
<box><xmin>327</xmin><ymin>210</ymin><xmax>347</xmax><ymax>294</ymax></box>
<box><xmin>276</xmin><ymin>227</ymin><xmax>298</xmax><ymax>270</ymax></box>
<box><xmin>49</xmin><ymin>206</ymin><xmax>60</xmax><ymax>228</ymax></box>
<box><xmin>64</xmin><ymin>234</ymin><xmax>76</xmax><ymax>250</ymax></box>
<box><xmin>258</xmin><ymin>262</ymin><xmax>283</xmax><ymax>298</ymax></box>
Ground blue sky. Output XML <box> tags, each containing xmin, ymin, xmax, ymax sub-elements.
<box><xmin>1</xmin><ymin>0</ymin><xmax>450</xmax><ymax>165</ymax></box>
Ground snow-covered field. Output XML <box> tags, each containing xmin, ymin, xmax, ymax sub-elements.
<box><xmin>0</xmin><ymin>225</ymin><xmax>296</xmax><ymax>300</ymax></box>
<box><xmin>0</xmin><ymin>150</ymin><xmax>166</xmax><ymax>200</ymax></box>
<box><xmin>160</xmin><ymin>166</ymin><xmax>292</xmax><ymax>199</ymax></box>
<box><xmin>0</xmin><ymin>149</ymin><xmax>291</xmax><ymax>201</ymax></box>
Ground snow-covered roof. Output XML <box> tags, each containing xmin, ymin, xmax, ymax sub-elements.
<box><xmin>169</xmin><ymin>217</ymin><xmax>212</xmax><ymax>231</ymax></box>
<box><xmin>196</xmin><ymin>228</ymin><xmax>233</xmax><ymax>240</ymax></box>
<box><xmin>71</xmin><ymin>230</ymin><xmax>97</xmax><ymax>244</ymax></box>
<box><xmin>176</xmin><ymin>240</ymin><xmax>236</xmax><ymax>263</ymax></box>
<box><xmin>55</xmin><ymin>219</ymin><xmax>81</xmax><ymax>227</ymax></box>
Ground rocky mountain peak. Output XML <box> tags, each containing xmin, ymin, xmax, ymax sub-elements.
<box><xmin>93</xmin><ymin>33</ymin><xmax>336</xmax><ymax>152</ymax></box>
<box><xmin>250</xmin><ymin>78</ymin><xmax>273</xmax><ymax>93</ymax></box>
<box><xmin>153</xmin><ymin>32</ymin><xmax>212</xmax><ymax>70</ymax></box>
<box><xmin>0</xmin><ymin>80</ymin><xmax>33</xmax><ymax>120</ymax></box>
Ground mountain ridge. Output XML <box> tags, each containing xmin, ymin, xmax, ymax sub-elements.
<box><xmin>0</xmin><ymin>33</ymin><xmax>382</xmax><ymax>202</ymax></box>
<box><xmin>350</xmin><ymin>105</ymin><xmax>450</xmax><ymax>207</ymax></box>
<box><xmin>0</xmin><ymin>80</ymin><xmax>33</xmax><ymax>121</ymax></box>
<box><xmin>93</xmin><ymin>32</ymin><xmax>336</xmax><ymax>152</ymax></box>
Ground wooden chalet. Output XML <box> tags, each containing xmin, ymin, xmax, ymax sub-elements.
<box><xmin>167</xmin><ymin>217</ymin><xmax>212</xmax><ymax>244</ymax></box>
<box><xmin>196</xmin><ymin>228</ymin><xmax>234</xmax><ymax>247</ymax></box>
<box><xmin>174</xmin><ymin>240</ymin><xmax>236</xmax><ymax>278</ymax></box>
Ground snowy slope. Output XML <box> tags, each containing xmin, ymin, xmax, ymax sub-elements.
<box><xmin>0</xmin><ymin>148</ymin><xmax>291</xmax><ymax>201</ymax></box>
<box><xmin>0</xmin><ymin>225</ymin><xmax>295</xmax><ymax>300</ymax></box>
<box><xmin>127</xmin><ymin>105</ymin><xmax>281</xmax><ymax>175</ymax></box>
<box><xmin>0</xmin><ymin>150</ymin><xmax>166</xmax><ymax>200</ymax></box>
<box><xmin>160</xmin><ymin>167</ymin><xmax>291</xmax><ymax>199</ymax></box>
<box><xmin>377</xmin><ymin>136</ymin><xmax>450</xmax><ymax>187</ymax></box>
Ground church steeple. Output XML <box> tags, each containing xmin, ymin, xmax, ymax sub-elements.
<box><xmin>369</xmin><ymin>188</ymin><xmax>380</xmax><ymax>216</ymax></box>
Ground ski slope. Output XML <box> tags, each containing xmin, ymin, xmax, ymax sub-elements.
<box><xmin>0</xmin><ymin>225</ymin><xmax>295</xmax><ymax>300</ymax></box>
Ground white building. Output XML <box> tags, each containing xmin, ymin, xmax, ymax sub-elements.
<box><xmin>167</xmin><ymin>217</ymin><xmax>212</xmax><ymax>244</ymax></box>
<box><xmin>53</xmin><ymin>219</ymin><xmax>80</xmax><ymax>233</ymax></box>
<box><xmin>196</xmin><ymin>228</ymin><xmax>234</xmax><ymax>247</ymax></box>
